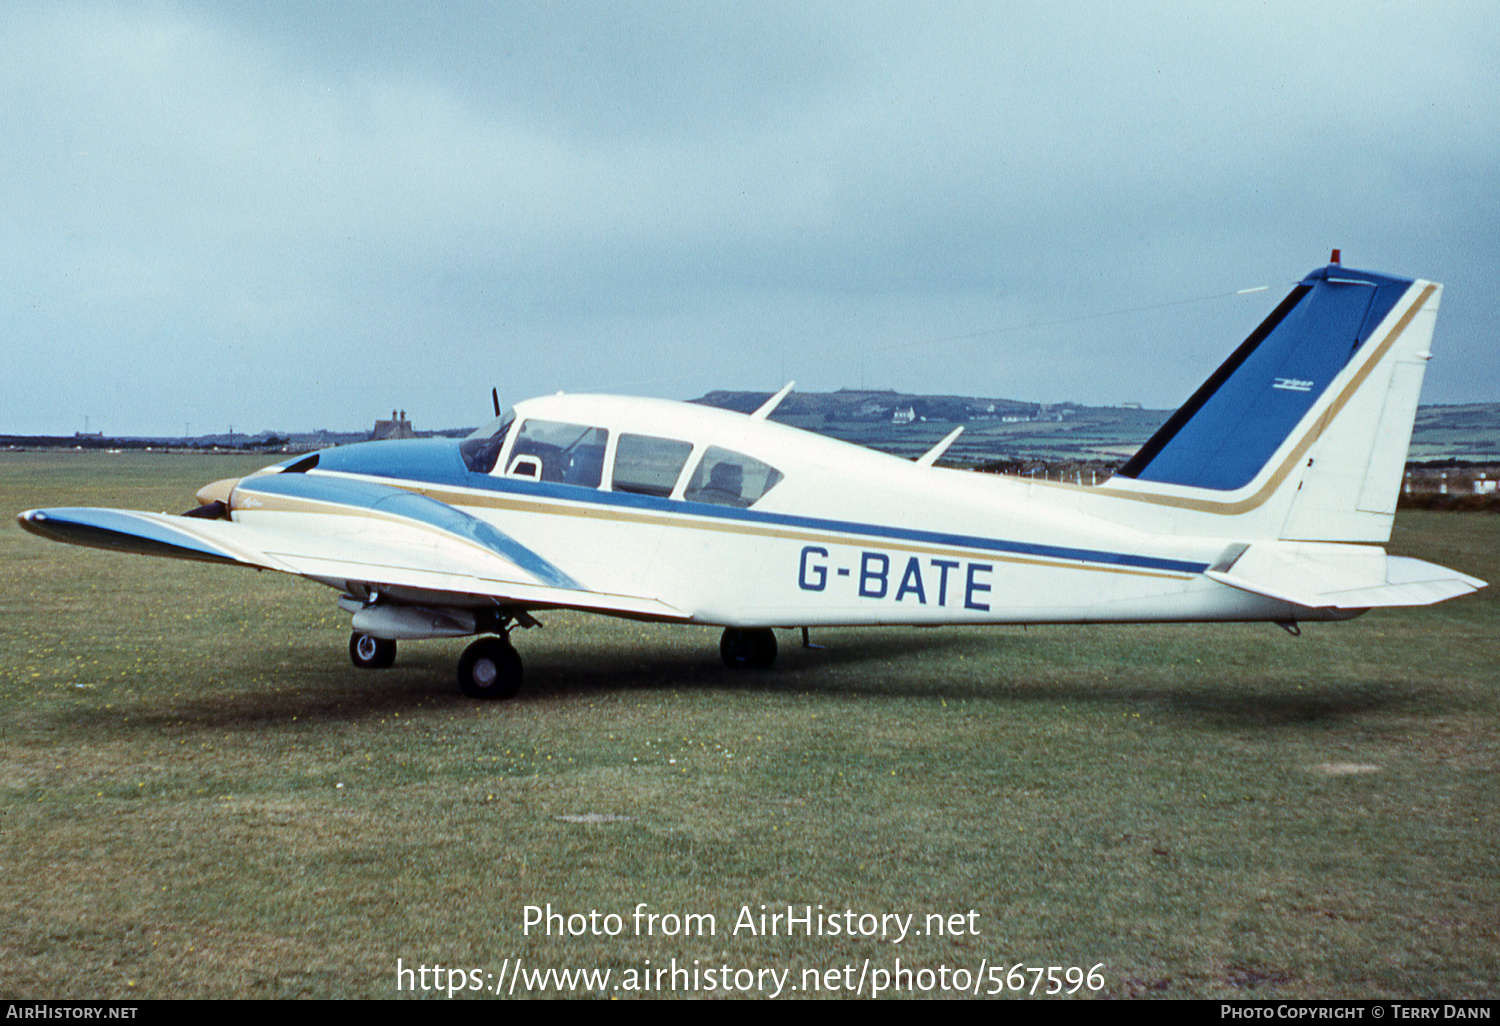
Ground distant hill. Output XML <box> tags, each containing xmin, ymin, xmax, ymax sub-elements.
<box><xmin>692</xmin><ymin>390</ymin><xmax>1500</xmax><ymax>467</ymax></box>
<box><xmin>9</xmin><ymin>393</ymin><xmax>1496</xmax><ymax>467</ymax></box>
<box><xmin>1407</xmin><ymin>404</ymin><xmax>1500</xmax><ymax>462</ymax></box>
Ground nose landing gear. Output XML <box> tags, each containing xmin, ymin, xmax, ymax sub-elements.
<box><xmin>349</xmin><ymin>632</ymin><xmax>397</xmax><ymax>669</ymax></box>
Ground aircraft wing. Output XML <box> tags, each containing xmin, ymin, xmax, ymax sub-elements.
<box><xmin>1204</xmin><ymin>541</ymin><xmax>1486</xmax><ymax>610</ymax></box>
<box><xmin>17</xmin><ymin>482</ymin><xmax>687</xmax><ymax>622</ymax></box>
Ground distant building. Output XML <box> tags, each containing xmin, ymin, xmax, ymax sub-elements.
<box><xmin>892</xmin><ymin>406</ymin><xmax>916</xmax><ymax>424</ymax></box>
<box><xmin>372</xmin><ymin>409</ymin><xmax>415</xmax><ymax>441</ymax></box>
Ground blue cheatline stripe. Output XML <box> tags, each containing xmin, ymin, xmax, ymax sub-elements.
<box><xmin>693</xmin><ymin>504</ymin><xmax>1208</xmax><ymax>574</ymax></box>
<box><xmin>298</xmin><ymin>443</ymin><xmax>1207</xmax><ymax>575</ymax></box>
<box><xmin>238</xmin><ymin>473</ymin><xmax>581</xmax><ymax>589</ymax></box>
<box><xmin>21</xmin><ymin>508</ymin><xmax>240</xmax><ymax>563</ymax></box>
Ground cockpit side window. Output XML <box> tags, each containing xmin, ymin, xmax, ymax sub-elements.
<box><xmin>612</xmin><ymin>434</ymin><xmax>694</xmax><ymax>497</ymax></box>
<box><xmin>460</xmin><ymin>410</ymin><xmax>516</xmax><ymax>474</ymax></box>
<box><xmin>508</xmin><ymin>419</ymin><xmax>609</xmax><ymax>486</ymax></box>
<box><xmin>684</xmin><ymin>447</ymin><xmax>784</xmax><ymax>508</ymax></box>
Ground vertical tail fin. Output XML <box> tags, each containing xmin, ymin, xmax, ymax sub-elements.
<box><xmin>1106</xmin><ymin>261</ymin><xmax>1441</xmax><ymax>543</ymax></box>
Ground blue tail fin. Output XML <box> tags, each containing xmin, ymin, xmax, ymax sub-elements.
<box><xmin>1116</xmin><ymin>263</ymin><xmax>1415</xmax><ymax>491</ymax></box>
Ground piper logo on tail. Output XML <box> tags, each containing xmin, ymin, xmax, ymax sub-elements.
<box><xmin>1273</xmin><ymin>377</ymin><xmax>1314</xmax><ymax>392</ymax></box>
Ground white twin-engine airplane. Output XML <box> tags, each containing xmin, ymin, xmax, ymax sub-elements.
<box><xmin>18</xmin><ymin>257</ymin><xmax>1486</xmax><ymax>699</ymax></box>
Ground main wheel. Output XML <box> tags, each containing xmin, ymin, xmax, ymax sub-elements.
<box><xmin>457</xmin><ymin>636</ymin><xmax>523</xmax><ymax>699</ymax></box>
<box><xmin>720</xmin><ymin>627</ymin><xmax>778</xmax><ymax>669</ymax></box>
<box><xmin>349</xmin><ymin>632</ymin><xmax>397</xmax><ymax>669</ymax></box>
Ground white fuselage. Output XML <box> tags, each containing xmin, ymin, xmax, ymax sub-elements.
<box><xmin>273</xmin><ymin>393</ymin><xmax>1316</xmax><ymax>629</ymax></box>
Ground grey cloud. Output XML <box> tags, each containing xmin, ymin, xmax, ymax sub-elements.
<box><xmin>2</xmin><ymin>2</ymin><xmax>1497</xmax><ymax>435</ymax></box>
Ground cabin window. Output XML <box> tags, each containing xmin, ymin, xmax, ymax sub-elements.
<box><xmin>508</xmin><ymin>419</ymin><xmax>609</xmax><ymax>486</ymax></box>
<box><xmin>611</xmin><ymin>434</ymin><xmax>694</xmax><ymax>497</ymax></box>
<box><xmin>683</xmin><ymin>447</ymin><xmax>784</xmax><ymax>508</ymax></box>
<box><xmin>460</xmin><ymin>410</ymin><xmax>515</xmax><ymax>474</ymax></box>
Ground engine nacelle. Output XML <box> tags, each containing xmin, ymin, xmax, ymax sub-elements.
<box><xmin>350</xmin><ymin>603</ymin><xmax>477</xmax><ymax>641</ymax></box>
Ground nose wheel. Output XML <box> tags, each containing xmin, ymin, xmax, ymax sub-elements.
<box><xmin>349</xmin><ymin>632</ymin><xmax>397</xmax><ymax>669</ymax></box>
<box><xmin>458</xmin><ymin>635</ymin><xmax>524</xmax><ymax>699</ymax></box>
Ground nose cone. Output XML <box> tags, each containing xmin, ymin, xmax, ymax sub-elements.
<box><xmin>196</xmin><ymin>477</ymin><xmax>241</xmax><ymax>507</ymax></box>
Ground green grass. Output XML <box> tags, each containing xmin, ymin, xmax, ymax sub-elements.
<box><xmin>2</xmin><ymin>451</ymin><xmax>1497</xmax><ymax>998</ymax></box>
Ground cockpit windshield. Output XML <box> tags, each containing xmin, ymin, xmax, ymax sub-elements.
<box><xmin>460</xmin><ymin>410</ymin><xmax>515</xmax><ymax>474</ymax></box>
<box><xmin>462</xmin><ymin>407</ymin><xmax>785</xmax><ymax>507</ymax></box>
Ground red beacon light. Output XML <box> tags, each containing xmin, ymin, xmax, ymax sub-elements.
<box><xmin>1330</xmin><ymin>248</ymin><xmax>1341</xmax><ymax>265</ymax></box>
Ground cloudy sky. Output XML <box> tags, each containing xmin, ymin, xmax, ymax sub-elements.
<box><xmin>4</xmin><ymin>1</ymin><xmax>1498</xmax><ymax>437</ymax></box>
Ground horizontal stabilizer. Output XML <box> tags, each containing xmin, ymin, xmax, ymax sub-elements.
<box><xmin>1205</xmin><ymin>541</ymin><xmax>1485</xmax><ymax>610</ymax></box>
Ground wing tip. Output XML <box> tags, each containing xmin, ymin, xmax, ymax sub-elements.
<box><xmin>16</xmin><ymin>506</ymin><xmax>243</xmax><ymax>565</ymax></box>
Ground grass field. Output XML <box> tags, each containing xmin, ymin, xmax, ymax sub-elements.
<box><xmin>2</xmin><ymin>451</ymin><xmax>1497</xmax><ymax>999</ymax></box>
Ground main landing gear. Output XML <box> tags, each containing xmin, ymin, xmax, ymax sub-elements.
<box><xmin>456</xmin><ymin>635</ymin><xmax>524</xmax><ymax>700</ymax></box>
<box><xmin>349</xmin><ymin>630</ymin><xmax>526</xmax><ymax>699</ymax></box>
<box><xmin>720</xmin><ymin>627</ymin><xmax>778</xmax><ymax>669</ymax></box>
<box><xmin>350</xmin><ymin>619</ymin><xmax>786</xmax><ymax>699</ymax></box>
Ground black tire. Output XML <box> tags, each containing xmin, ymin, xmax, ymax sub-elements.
<box><xmin>458</xmin><ymin>636</ymin><xmax>523</xmax><ymax>699</ymax></box>
<box><xmin>349</xmin><ymin>632</ymin><xmax>397</xmax><ymax>669</ymax></box>
<box><xmin>720</xmin><ymin>627</ymin><xmax>778</xmax><ymax>670</ymax></box>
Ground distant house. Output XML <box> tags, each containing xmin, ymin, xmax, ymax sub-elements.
<box><xmin>372</xmin><ymin>409</ymin><xmax>415</xmax><ymax>441</ymax></box>
<box><xmin>891</xmin><ymin>406</ymin><xmax>916</xmax><ymax>424</ymax></box>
